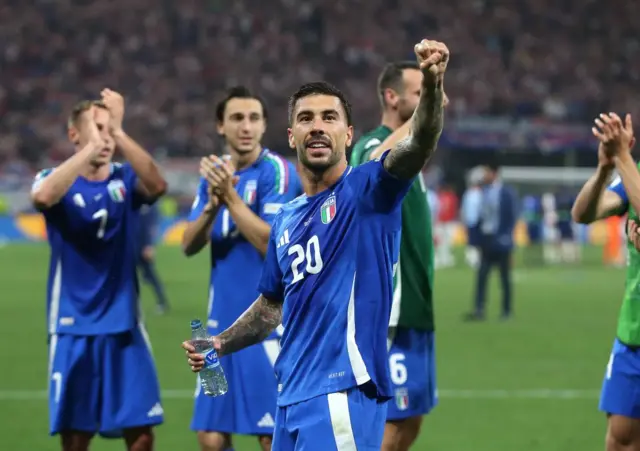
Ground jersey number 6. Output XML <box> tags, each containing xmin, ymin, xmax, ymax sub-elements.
<box><xmin>289</xmin><ymin>235</ymin><xmax>324</xmax><ymax>284</ymax></box>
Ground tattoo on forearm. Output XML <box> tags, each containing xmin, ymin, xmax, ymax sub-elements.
<box><xmin>385</xmin><ymin>83</ymin><xmax>444</xmax><ymax>179</ymax></box>
<box><xmin>217</xmin><ymin>294</ymin><xmax>282</xmax><ymax>356</ymax></box>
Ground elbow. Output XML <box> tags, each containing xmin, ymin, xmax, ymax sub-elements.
<box><xmin>31</xmin><ymin>189</ymin><xmax>56</xmax><ymax>211</ymax></box>
<box><xmin>570</xmin><ymin>207</ymin><xmax>591</xmax><ymax>225</ymax></box>
<box><xmin>148</xmin><ymin>178</ymin><xmax>168</xmax><ymax>199</ymax></box>
<box><xmin>181</xmin><ymin>239</ymin><xmax>199</xmax><ymax>257</ymax></box>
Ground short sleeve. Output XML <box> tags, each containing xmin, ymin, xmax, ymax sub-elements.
<box><xmin>608</xmin><ymin>176</ymin><xmax>629</xmax><ymax>205</ymax></box>
<box><xmin>31</xmin><ymin>168</ymin><xmax>65</xmax><ymax>218</ymax></box>
<box><xmin>259</xmin><ymin>157</ymin><xmax>302</xmax><ymax>224</ymax></box>
<box><xmin>187</xmin><ymin>178</ymin><xmax>209</xmax><ymax>222</ymax></box>
<box><xmin>31</xmin><ymin>168</ymin><xmax>53</xmax><ymax>194</ymax></box>
<box><xmin>355</xmin><ymin>150</ymin><xmax>413</xmax><ymax>214</ymax></box>
<box><xmin>258</xmin><ymin>218</ymin><xmax>285</xmax><ymax>302</ymax></box>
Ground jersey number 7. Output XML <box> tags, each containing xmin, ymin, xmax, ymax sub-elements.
<box><xmin>92</xmin><ymin>209</ymin><xmax>108</xmax><ymax>239</ymax></box>
<box><xmin>288</xmin><ymin>235</ymin><xmax>324</xmax><ymax>284</ymax></box>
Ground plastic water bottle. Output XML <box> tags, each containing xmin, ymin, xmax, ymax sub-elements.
<box><xmin>191</xmin><ymin>319</ymin><xmax>228</xmax><ymax>396</ymax></box>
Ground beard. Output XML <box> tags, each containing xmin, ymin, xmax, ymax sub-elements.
<box><xmin>296</xmin><ymin>145</ymin><xmax>342</xmax><ymax>172</ymax></box>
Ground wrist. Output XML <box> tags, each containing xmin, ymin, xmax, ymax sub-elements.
<box><xmin>222</xmin><ymin>189</ymin><xmax>241</xmax><ymax>207</ymax></box>
<box><xmin>614</xmin><ymin>152</ymin><xmax>634</xmax><ymax>166</ymax></box>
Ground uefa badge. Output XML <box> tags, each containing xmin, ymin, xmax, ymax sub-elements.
<box><xmin>320</xmin><ymin>195</ymin><xmax>337</xmax><ymax>224</ymax></box>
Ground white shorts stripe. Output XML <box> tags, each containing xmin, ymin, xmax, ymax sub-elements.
<box><xmin>327</xmin><ymin>391</ymin><xmax>357</xmax><ymax>451</ymax></box>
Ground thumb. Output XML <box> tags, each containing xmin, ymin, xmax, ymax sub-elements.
<box><xmin>211</xmin><ymin>336</ymin><xmax>222</xmax><ymax>351</ymax></box>
<box><xmin>232</xmin><ymin>176</ymin><xmax>240</xmax><ymax>186</ymax></box>
<box><xmin>626</xmin><ymin>113</ymin><xmax>633</xmax><ymax>132</ymax></box>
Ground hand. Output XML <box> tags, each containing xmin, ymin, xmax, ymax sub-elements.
<box><xmin>628</xmin><ymin>219</ymin><xmax>640</xmax><ymax>252</ymax></box>
<box><xmin>182</xmin><ymin>337</ymin><xmax>223</xmax><ymax>372</ymax></box>
<box><xmin>81</xmin><ymin>106</ymin><xmax>104</xmax><ymax>155</ymax></box>
<box><xmin>592</xmin><ymin>113</ymin><xmax>635</xmax><ymax>161</ymax></box>
<box><xmin>101</xmin><ymin>88</ymin><xmax>125</xmax><ymax>134</ymax></box>
<box><xmin>142</xmin><ymin>245</ymin><xmax>154</xmax><ymax>261</ymax></box>
<box><xmin>414</xmin><ymin>39</ymin><xmax>449</xmax><ymax>86</ymax></box>
<box><xmin>199</xmin><ymin>155</ymin><xmax>240</xmax><ymax>204</ymax></box>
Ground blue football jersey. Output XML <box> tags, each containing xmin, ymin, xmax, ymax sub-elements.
<box><xmin>33</xmin><ymin>163</ymin><xmax>149</xmax><ymax>336</ymax></box>
<box><xmin>188</xmin><ymin>149</ymin><xmax>302</xmax><ymax>340</ymax></box>
<box><xmin>258</xmin><ymin>151</ymin><xmax>413</xmax><ymax>406</ymax></box>
<box><xmin>609</xmin><ymin>176</ymin><xmax>629</xmax><ymax>212</ymax></box>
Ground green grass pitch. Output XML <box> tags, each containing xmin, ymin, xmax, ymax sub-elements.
<box><xmin>0</xmin><ymin>243</ymin><xmax>621</xmax><ymax>450</ymax></box>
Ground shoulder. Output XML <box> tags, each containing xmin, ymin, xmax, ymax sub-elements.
<box><xmin>351</xmin><ymin>129</ymin><xmax>386</xmax><ymax>164</ymax></box>
<box><xmin>32</xmin><ymin>167</ymin><xmax>55</xmax><ymax>192</ymax></box>
<box><xmin>259</xmin><ymin>150</ymin><xmax>295</xmax><ymax>193</ymax></box>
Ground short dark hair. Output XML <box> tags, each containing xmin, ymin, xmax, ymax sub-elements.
<box><xmin>377</xmin><ymin>61</ymin><xmax>420</xmax><ymax>106</ymax></box>
<box><xmin>288</xmin><ymin>81</ymin><xmax>352</xmax><ymax>126</ymax></box>
<box><xmin>215</xmin><ymin>86</ymin><xmax>268</xmax><ymax>123</ymax></box>
<box><xmin>486</xmin><ymin>161</ymin><xmax>501</xmax><ymax>172</ymax></box>
<box><xmin>68</xmin><ymin>100</ymin><xmax>107</xmax><ymax>127</ymax></box>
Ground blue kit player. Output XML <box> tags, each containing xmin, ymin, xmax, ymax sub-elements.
<box><xmin>31</xmin><ymin>90</ymin><xmax>168</xmax><ymax>451</ymax></box>
<box><xmin>182</xmin><ymin>86</ymin><xmax>302</xmax><ymax>451</ymax></box>
<box><xmin>572</xmin><ymin>111</ymin><xmax>640</xmax><ymax>451</ymax></box>
<box><xmin>183</xmin><ymin>39</ymin><xmax>449</xmax><ymax>451</ymax></box>
<box><xmin>137</xmin><ymin>202</ymin><xmax>170</xmax><ymax>314</ymax></box>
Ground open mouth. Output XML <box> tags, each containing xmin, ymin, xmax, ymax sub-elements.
<box><xmin>305</xmin><ymin>139</ymin><xmax>332</xmax><ymax>156</ymax></box>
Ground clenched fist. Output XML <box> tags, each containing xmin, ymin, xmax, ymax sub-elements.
<box><xmin>414</xmin><ymin>40</ymin><xmax>449</xmax><ymax>86</ymax></box>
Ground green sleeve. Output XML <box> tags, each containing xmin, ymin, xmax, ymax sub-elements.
<box><xmin>350</xmin><ymin>137</ymin><xmax>383</xmax><ymax>167</ymax></box>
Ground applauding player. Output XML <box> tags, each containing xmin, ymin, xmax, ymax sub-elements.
<box><xmin>571</xmin><ymin>112</ymin><xmax>640</xmax><ymax>451</ymax></box>
<box><xmin>32</xmin><ymin>90</ymin><xmax>167</xmax><ymax>451</ymax></box>
<box><xmin>183</xmin><ymin>39</ymin><xmax>448</xmax><ymax>450</ymax></box>
<box><xmin>182</xmin><ymin>87</ymin><xmax>301</xmax><ymax>451</ymax></box>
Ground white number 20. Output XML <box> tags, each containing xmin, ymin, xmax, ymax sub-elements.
<box><xmin>289</xmin><ymin>235</ymin><xmax>323</xmax><ymax>284</ymax></box>
<box><xmin>92</xmin><ymin>208</ymin><xmax>108</xmax><ymax>239</ymax></box>
<box><xmin>390</xmin><ymin>353</ymin><xmax>408</xmax><ymax>385</ymax></box>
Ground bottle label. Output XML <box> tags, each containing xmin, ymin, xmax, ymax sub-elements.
<box><xmin>204</xmin><ymin>349</ymin><xmax>220</xmax><ymax>368</ymax></box>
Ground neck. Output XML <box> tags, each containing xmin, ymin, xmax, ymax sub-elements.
<box><xmin>227</xmin><ymin>145</ymin><xmax>263</xmax><ymax>171</ymax></box>
<box><xmin>301</xmin><ymin>160</ymin><xmax>348</xmax><ymax>196</ymax></box>
<box><xmin>380</xmin><ymin>111</ymin><xmax>404</xmax><ymax>131</ymax></box>
<box><xmin>81</xmin><ymin>163</ymin><xmax>111</xmax><ymax>181</ymax></box>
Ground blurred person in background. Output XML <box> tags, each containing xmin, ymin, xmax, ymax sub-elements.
<box><xmin>556</xmin><ymin>189</ymin><xmax>581</xmax><ymax>263</ymax></box>
<box><xmin>31</xmin><ymin>91</ymin><xmax>167</xmax><ymax>451</ymax></box>
<box><xmin>521</xmin><ymin>192</ymin><xmax>544</xmax><ymax>266</ymax></box>
<box><xmin>542</xmin><ymin>192</ymin><xmax>561</xmax><ymax>264</ymax></box>
<box><xmin>182</xmin><ymin>87</ymin><xmax>301</xmax><ymax>451</ymax></box>
<box><xmin>465</xmin><ymin>161</ymin><xmax>518</xmax><ymax>322</ymax></box>
<box><xmin>461</xmin><ymin>166</ymin><xmax>485</xmax><ymax>268</ymax></box>
<box><xmin>435</xmin><ymin>182</ymin><xmax>458</xmax><ymax>268</ymax></box>
<box><xmin>349</xmin><ymin>60</ymin><xmax>447</xmax><ymax>451</ymax></box>
<box><xmin>571</xmin><ymin>112</ymin><xmax>640</xmax><ymax>451</ymax></box>
<box><xmin>137</xmin><ymin>202</ymin><xmax>170</xmax><ymax>314</ymax></box>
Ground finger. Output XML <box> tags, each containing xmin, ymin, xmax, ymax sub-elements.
<box><xmin>599</xmin><ymin>113</ymin><xmax>612</xmax><ymax>125</ymax></box>
<box><xmin>211</xmin><ymin>336</ymin><xmax>222</xmax><ymax>350</ymax></box>
<box><xmin>592</xmin><ymin>127</ymin><xmax>607</xmax><ymax>142</ymax></box>
<box><xmin>421</xmin><ymin>53</ymin><xmax>442</xmax><ymax>70</ymax></box>
<box><xmin>181</xmin><ymin>341</ymin><xmax>195</xmax><ymax>352</ymax></box>
<box><xmin>232</xmin><ymin>176</ymin><xmax>240</xmax><ymax>186</ymax></box>
<box><xmin>187</xmin><ymin>352</ymin><xmax>204</xmax><ymax>362</ymax></box>
<box><xmin>631</xmin><ymin>136</ymin><xmax>636</xmax><ymax>149</ymax></box>
<box><xmin>626</xmin><ymin>114</ymin><xmax>633</xmax><ymax>131</ymax></box>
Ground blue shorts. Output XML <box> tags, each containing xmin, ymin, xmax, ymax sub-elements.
<box><xmin>273</xmin><ymin>382</ymin><xmax>387</xmax><ymax>451</ymax></box>
<box><xmin>600</xmin><ymin>339</ymin><xmax>640</xmax><ymax>418</ymax></box>
<box><xmin>387</xmin><ymin>328</ymin><xmax>437</xmax><ymax>420</ymax></box>
<box><xmin>48</xmin><ymin>326</ymin><xmax>163</xmax><ymax>436</ymax></box>
<box><xmin>191</xmin><ymin>338</ymin><xmax>280</xmax><ymax>435</ymax></box>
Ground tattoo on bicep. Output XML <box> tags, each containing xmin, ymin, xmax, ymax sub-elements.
<box><xmin>217</xmin><ymin>294</ymin><xmax>282</xmax><ymax>356</ymax></box>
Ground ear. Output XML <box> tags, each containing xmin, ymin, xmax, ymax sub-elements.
<box><xmin>383</xmin><ymin>88</ymin><xmax>398</xmax><ymax>108</ymax></box>
<box><xmin>68</xmin><ymin>126</ymin><xmax>80</xmax><ymax>145</ymax></box>
<box><xmin>216</xmin><ymin>121</ymin><xmax>224</xmax><ymax>136</ymax></box>
<box><xmin>345</xmin><ymin>125</ymin><xmax>354</xmax><ymax>148</ymax></box>
<box><xmin>287</xmin><ymin>128</ymin><xmax>295</xmax><ymax>149</ymax></box>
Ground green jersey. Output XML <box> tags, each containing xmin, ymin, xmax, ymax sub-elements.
<box><xmin>619</xmin><ymin>199</ymin><xmax>640</xmax><ymax>345</ymax></box>
<box><xmin>350</xmin><ymin>125</ymin><xmax>435</xmax><ymax>331</ymax></box>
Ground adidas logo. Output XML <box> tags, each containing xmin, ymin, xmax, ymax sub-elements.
<box><xmin>147</xmin><ymin>402</ymin><xmax>164</xmax><ymax>418</ymax></box>
<box><xmin>257</xmin><ymin>412</ymin><xmax>275</xmax><ymax>428</ymax></box>
<box><xmin>276</xmin><ymin>229</ymin><xmax>290</xmax><ymax>249</ymax></box>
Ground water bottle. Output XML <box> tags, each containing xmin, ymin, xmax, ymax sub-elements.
<box><xmin>191</xmin><ymin>319</ymin><xmax>228</xmax><ymax>396</ymax></box>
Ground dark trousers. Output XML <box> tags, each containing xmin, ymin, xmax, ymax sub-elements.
<box><xmin>138</xmin><ymin>256</ymin><xmax>169</xmax><ymax>308</ymax></box>
<box><xmin>474</xmin><ymin>249</ymin><xmax>512</xmax><ymax>316</ymax></box>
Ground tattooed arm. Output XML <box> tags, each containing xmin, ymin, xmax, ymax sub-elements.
<box><xmin>384</xmin><ymin>39</ymin><xmax>449</xmax><ymax>180</ymax></box>
<box><xmin>215</xmin><ymin>294</ymin><xmax>283</xmax><ymax>357</ymax></box>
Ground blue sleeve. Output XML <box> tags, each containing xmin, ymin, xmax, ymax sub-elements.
<box><xmin>121</xmin><ymin>163</ymin><xmax>155</xmax><ymax>209</ymax></box>
<box><xmin>258</xmin><ymin>162</ymin><xmax>302</xmax><ymax>224</ymax></box>
<box><xmin>187</xmin><ymin>178</ymin><xmax>209</xmax><ymax>222</ymax></box>
<box><xmin>258</xmin><ymin>217</ymin><xmax>285</xmax><ymax>302</ymax></box>
<box><xmin>355</xmin><ymin>150</ymin><xmax>413</xmax><ymax>213</ymax></box>
<box><xmin>140</xmin><ymin>205</ymin><xmax>160</xmax><ymax>247</ymax></box>
<box><xmin>608</xmin><ymin>176</ymin><xmax>629</xmax><ymax>205</ymax></box>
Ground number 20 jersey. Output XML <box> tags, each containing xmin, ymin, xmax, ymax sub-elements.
<box><xmin>259</xmin><ymin>152</ymin><xmax>413</xmax><ymax>406</ymax></box>
<box><xmin>33</xmin><ymin>163</ymin><xmax>145</xmax><ymax>336</ymax></box>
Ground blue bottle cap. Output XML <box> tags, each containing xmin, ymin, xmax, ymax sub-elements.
<box><xmin>190</xmin><ymin>319</ymin><xmax>202</xmax><ymax>330</ymax></box>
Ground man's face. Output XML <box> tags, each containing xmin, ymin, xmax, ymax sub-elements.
<box><xmin>396</xmin><ymin>68</ymin><xmax>422</xmax><ymax>122</ymax></box>
<box><xmin>70</xmin><ymin>107</ymin><xmax>115</xmax><ymax>166</ymax></box>
<box><xmin>217</xmin><ymin>98</ymin><xmax>266</xmax><ymax>154</ymax></box>
<box><xmin>287</xmin><ymin>94</ymin><xmax>353</xmax><ymax>172</ymax></box>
